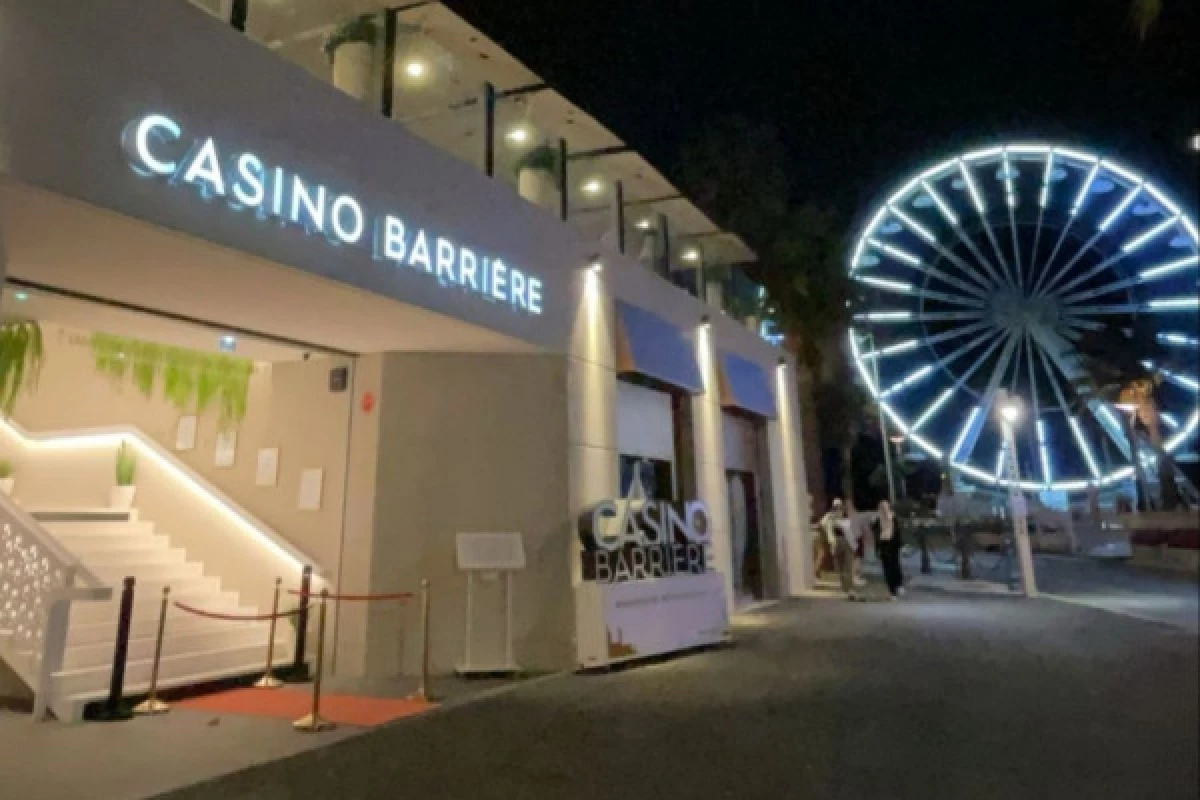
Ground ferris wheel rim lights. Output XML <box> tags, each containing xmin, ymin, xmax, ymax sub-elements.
<box><xmin>847</xmin><ymin>141</ymin><xmax>1199</xmax><ymax>492</ymax></box>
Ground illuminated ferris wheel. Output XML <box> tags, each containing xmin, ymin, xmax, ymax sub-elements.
<box><xmin>848</xmin><ymin>143</ymin><xmax>1199</xmax><ymax>493</ymax></box>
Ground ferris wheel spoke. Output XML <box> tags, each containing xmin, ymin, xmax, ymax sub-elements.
<box><xmin>1031</xmin><ymin>221</ymin><xmax>1076</xmax><ymax>296</ymax></box>
<box><xmin>1036</xmin><ymin>228</ymin><xmax>1107</xmax><ymax>298</ymax></box>
<box><xmin>1059</xmin><ymin>315</ymin><xmax>1106</xmax><ymax>333</ymax></box>
<box><xmin>1027</xmin><ymin>150</ymin><xmax>1056</xmax><ymax>286</ymax></box>
<box><xmin>1025</xmin><ymin>333</ymin><xmax>1053</xmax><ymax>486</ymax></box>
<box><xmin>1052</xmin><ymin>247</ymin><xmax>1138</xmax><ymax>300</ymax></box>
<box><xmin>957</xmin><ymin>159</ymin><xmax>1016</xmax><ymax>288</ymax></box>
<box><xmin>922</xmin><ymin>319</ymin><xmax>995</xmax><ymax>349</ymax></box>
<box><xmin>1034</xmin><ymin>343</ymin><xmax>1101</xmax><ymax>480</ymax></box>
<box><xmin>854</xmin><ymin>274</ymin><xmax>987</xmax><ymax>308</ymax></box>
<box><xmin>1068</xmin><ymin>298</ymin><xmax>1200</xmax><ymax>315</ymax></box>
<box><xmin>915</xmin><ymin>310</ymin><xmax>987</xmax><ymax>322</ymax></box>
<box><xmin>950</xmin><ymin>333</ymin><xmax>1020</xmax><ymax>466</ymax></box>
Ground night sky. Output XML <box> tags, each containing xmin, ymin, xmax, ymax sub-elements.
<box><xmin>447</xmin><ymin>0</ymin><xmax>1198</xmax><ymax>227</ymax></box>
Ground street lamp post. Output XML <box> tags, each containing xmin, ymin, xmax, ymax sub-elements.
<box><xmin>997</xmin><ymin>390</ymin><xmax>1038</xmax><ymax>597</ymax></box>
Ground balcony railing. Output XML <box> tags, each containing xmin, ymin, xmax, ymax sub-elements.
<box><xmin>184</xmin><ymin>0</ymin><xmax>768</xmax><ymax>331</ymax></box>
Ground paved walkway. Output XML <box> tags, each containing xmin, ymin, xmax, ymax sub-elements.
<box><xmin>874</xmin><ymin>549</ymin><xmax>1200</xmax><ymax>633</ymax></box>
<box><xmin>162</xmin><ymin>589</ymin><xmax>1198</xmax><ymax>800</ymax></box>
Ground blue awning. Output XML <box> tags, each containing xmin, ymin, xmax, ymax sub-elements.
<box><xmin>719</xmin><ymin>351</ymin><xmax>777</xmax><ymax>418</ymax></box>
<box><xmin>614</xmin><ymin>300</ymin><xmax>704</xmax><ymax>394</ymax></box>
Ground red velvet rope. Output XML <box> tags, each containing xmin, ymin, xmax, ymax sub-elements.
<box><xmin>172</xmin><ymin>601</ymin><xmax>302</xmax><ymax>622</ymax></box>
<box><xmin>286</xmin><ymin>589</ymin><xmax>414</xmax><ymax>602</ymax></box>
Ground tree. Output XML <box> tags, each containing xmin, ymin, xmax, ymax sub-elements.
<box><xmin>678</xmin><ymin>118</ymin><xmax>866</xmax><ymax>508</ymax></box>
<box><xmin>1072</xmin><ymin>320</ymin><xmax>1186</xmax><ymax>511</ymax></box>
<box><xmin>1130</xmin><ymin>0</ymin><xmax>1163</xmax><ymax>40</ymax></box>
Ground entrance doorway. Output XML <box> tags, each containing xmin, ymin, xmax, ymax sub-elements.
<box><xmin>728</xmin><ymin>469</ymin><xmax>764</xmax><ymax>606</ymax></box>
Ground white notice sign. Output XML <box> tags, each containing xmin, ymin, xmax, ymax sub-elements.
<box><xmin>456</xmin><ymin>533</ymin><xmax>526</xmax><ymax>571</ymax></box>
<box><xmin>298</xmin><ymin>468</ymin><xmax>324</xmax><ymax>511</ymax></box>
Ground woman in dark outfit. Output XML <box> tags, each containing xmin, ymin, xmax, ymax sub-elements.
<box><xmin>876</xmin><ymin>500</ymin><xmax>905</xmax><ymax>598</ymax></box>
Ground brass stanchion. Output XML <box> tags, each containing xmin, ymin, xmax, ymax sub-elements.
<box><xmin>133</xmin><ymin>587</ymin><xmax>170</xmax><ymax>715</ymax></box>
<box><xmin>407</xmin><ymin>579</ymin><xmax>433</xmax><ymax>703</ymax></box>
<box><xmin>293</xmin><ymin>589</ymin><xmax>334</xmax><ymax>732</ymax></box>
<box><xmin>254</xmin><ymin>577</ymin><xmax>284</xmax><ymax>689</ymax></box>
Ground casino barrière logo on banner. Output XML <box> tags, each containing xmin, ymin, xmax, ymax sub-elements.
<box><xmin>578</xmin><ymin>462</ymin><xmax>712</xmax><ymax>583</ymax></box>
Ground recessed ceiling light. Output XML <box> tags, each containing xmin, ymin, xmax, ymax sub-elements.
<box><xmin>13</xmin><ymin>291</ymin><xmax>29</xmax><ymax>302</ymax></box>
<box><xmin>506</xmin><ymin>127</ymin><xmax>530</xmax><ymax>145</ymax></box>
<box><xmin>636</xmin><ymin>218</ymin><xmax>653</xmax><ymax>230</ymax></box>
<box><xmin>582</xmin><ymin>178</ymin><xmax>604</xmax><ymax>195</ymax></box>
<box><xmin>404</xmin><ymin>60</ymin><xmax>427</xmax><ymax>78</ymax></box>
<box><xmin>220</xmin><ymin>335</ymin><xmax>237</xmax><ymax>352</ymax></box>
<box><xmin>681</xmin><ymin>247</ymin><xmax>701</xmax><ymax>263</ymax></box>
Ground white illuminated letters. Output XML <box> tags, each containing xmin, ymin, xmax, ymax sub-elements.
<box><xmin>180</xmin><ymin>138</ymin><xmax>227</xmax><ymax>197</ymax></box>
<box><xmin>330</xmin><ymin>195</ymin><xmax>365</xmax><ymax>244</ymax></box>
<box><xmin>435</xmin><ymin>238</ymin><xmax>457</xmax><ymax>285</ymax></box>
<box><xmin>231</xmin><ymin>153</ymin><xmax>265</xmax><ymax>209</ymax></box>
<box><xmin>123</xmin><ymin>112</ymin><xmax>543</xmax><ymax>315</ymax></box>
<box><xmin>123</xmin><ymin>114</ymin><xmax>182</xmax><ymax>176</ymax></box>
<box><xmin>409</xmin><ymin>230</ymin><xmax>432</xmax><ymax>272</ymax></box>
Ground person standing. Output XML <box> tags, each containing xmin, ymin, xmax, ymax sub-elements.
<box><xmin>877</xmin><ymin>499</ymin><xmax>905</xmax><ymax>598</ymax></box>
<box><xmin>816</xmin><ymin>498</ymin><xmax>844</xmax><ymax>580</ymax></box>
<box><xmin>823</xmin><ymin>499</ymin><xmax>858</xmax><ymax>599</ymax></box>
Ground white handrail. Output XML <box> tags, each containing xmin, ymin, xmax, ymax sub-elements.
<box><xmin>0</xmin><ymin>417</ymin><xmax>324</xmax><ymax>577</ymax></box>
<box><xmin>0</xmin><ymin>489</ymin><xmax>107</xmax><ymax>591</ymax></box>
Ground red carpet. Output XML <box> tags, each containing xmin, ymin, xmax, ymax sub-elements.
<box><xmin>177</xmin><ymin>686</ymin><xmax>436</xmax><ymax>727</ymax></box>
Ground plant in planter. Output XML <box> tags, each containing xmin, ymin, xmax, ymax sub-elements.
<box><xmin>0</xmin><ymin>319</ymin><xmax>45</xmax><ymax>416</ymax></box>
<box><xmin>111</xmin><ymin>441</ymin><xmax>137</xmax><ymax>510</ymax></box>
<box><xmin>514</xmin><ymin>144</ymin><xmax>561</xmax><ymax>209</ymax></box>
<box><xmin>324</xmin><ymin>15</ymin><xmax>380</xmax><ymax>100</ymax></box>
<box><xmin>0</xmin><ymin>459</ymin><xmax>14</xmax><ymax>497</ymax></box>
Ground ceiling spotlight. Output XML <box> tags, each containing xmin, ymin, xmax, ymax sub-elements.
<box><xmin>220</xmin><ymin>335</ymin><xmax>238</xmax><ymax>353</ymax></box>
<box><xmin>13</xmin><ymin>291</ymin><xmax>29</xmax><ymax>302</ymax></box>
<box><xmin>588</xmin><ymin>257</ymin><xmax>604</xmax><ymax>273</ymax></box>
<box><xmin>636</xmin><ymin>218</ymin><xmax>654</xmax><ymax>230</ymax></box>
<box><xmin>404</xmin><ymin>60</ymin><xmax>427</xmax><ymax>78</ymax></box>
<box><xmin>506</xmin><ymin>126</ymin><xmax>530</xmax><ymax>145</ymax></box>
<box><xmin>681</xmin><ymin>247</ymin><xmax>701</xmax><ymax>263</ymax></box>
<box><xmin>582</xmin><ymin>178</ymin><xmax>604</xmax><ymax>195</ymax></box>
<box><xmin>700</xmin><ymin>314</ymin><xmax>711</xmax><ymax>330</ymax></box>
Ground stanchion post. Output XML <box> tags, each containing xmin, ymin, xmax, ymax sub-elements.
<box><xmin>293</xmin><ymin>589</ymin><xmax>334</xmax><ymax>732</ymax></box>
<box><xmin>288</xmin><ymin>565</ymin><xmax>312</xmax><ymax>682</ymax></box>
<box><xmin>133</xmin><ymin>587</ymin><xmax>171</xmax><ymax>715</ymax></box>
<box><xmin>92</xmin><ymin>576</ymin><xmax>136</xmax><ymax>722</ymax></box>
<box><xmin>254</xmin><ymin>577</ymin><xmax>284</xmax><ymax>689</ymax></box>
<box><xmin>407</xmin><ymin>578</ymin><xmax>433</xmax><ymax>703</ymax></box>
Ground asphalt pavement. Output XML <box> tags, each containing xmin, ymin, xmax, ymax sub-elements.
<box><xmin>162</xmin><ymin>586</ymin><xmax>1199</xmax><ymax>800</ymax></box>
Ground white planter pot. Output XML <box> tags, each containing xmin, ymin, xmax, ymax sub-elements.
<box><xmin>110</xmin><ymin>485</ymin><xmax>137</xmax><ymax>510</ymax></box>
<box><xmin>0</xmin><ymin>477</ymin><xmax>13</xmax><ymax>496</ymax></box>
<box><xmin>517</xmin><ymin>168</ymin><xmax>558</xmax><ymax>210</ymax></box>
<box><xmin>332</xmin><ymin>41</ymin><xmax>374</xmax><ymax>101</ymax></box>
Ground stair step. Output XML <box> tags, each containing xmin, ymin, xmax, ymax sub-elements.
<box><xmin>31</xmin><ymin>509</ymin><xmax>136</xmax><ymax>523</ymax></box>
<box><xmin>90</xmin><ymin>561</ymin><xmax>205</xmax><ymax>584</ymax></box>
<box><xmin>67</xmin><ymin>599</ymin><xmax>254</xmax><ymax>644</ymax></box>
<box><xmin>44</xmin><ymin>520</ymin><xmax>156</xmax><ymax>539</ymax></box>
<box><xmin>57</xmin><ymin>533</ymin><xmax>170</xmax><ymax>554</ymax></box>
<box><xmin>54</xmin><ymin>643</ymin><xmax>294</xmax><ymax>699</ymax></box>
<box><xmin>63</xmin><ymin>626</ymin><xmax>284</xmax><ymax>671</ymax></box>
<box><xmin>70</xmin><ymin>587</ymin><xmax>241</xmax><ymax>626</ymax></box>
<box><xmin>77</xmin><ymin>548</ymin><xmax>187</xmax><ymax>568</ymax></box>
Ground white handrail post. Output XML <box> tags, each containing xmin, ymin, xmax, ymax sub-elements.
<box><xmin>34</xmin><ymin>567</ymin><xmax>76</xmax><ymax>721</ymax></box>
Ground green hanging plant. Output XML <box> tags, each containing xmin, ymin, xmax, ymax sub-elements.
<box><xmin>323</xmin><ymin>15</ymin><xmax>379</xmax><ymax>59</ymax></box>
<box><xmin>0</xmin><ymin>320</ymin><xmax>44</xmax><ymax>416</ymax></box>
<box><xmin>90</xmin><ymin>333</ymin><xmax>254</xmax><ymax>425</ymax></box>
<box><xmin>514</xmin><ymin>144</ymin><xmax>561</xmax><ymax>176</ymax></box>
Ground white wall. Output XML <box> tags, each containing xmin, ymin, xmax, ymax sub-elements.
<box><xmin>4</xmin><ymin>322</ymin><xmax>351</xmax><ymax>611</ymax></box>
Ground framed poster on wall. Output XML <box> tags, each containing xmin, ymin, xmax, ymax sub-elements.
<box><xmin>214</xmin><ymin>430</ymin><xmax>237</xmax><ymax>468</ymax></box>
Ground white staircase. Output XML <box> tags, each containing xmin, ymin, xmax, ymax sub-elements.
<box><xmin>31</xmin><ymin>509</ymin><xmax>291</xmax><ymax>721</ymax></box>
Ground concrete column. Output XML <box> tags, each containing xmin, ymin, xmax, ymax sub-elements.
<box><xmin>331</xmin><ymin>354</ymin><xmax>385</xmax><ymax>676</ymax></box>
<box><xmin>692</xmin><ymin>325</ymin><xmax>734</xmax><ymax>616</ymax></box>
<box><xmin>567</xmin><ymin>270</ymin><xmax>619</xmax><ymax>588</ymax></box>
<box><xmin>767</xmin><ymin>360</ymin><xmax>813</xmax><ymax>594</ymax></box>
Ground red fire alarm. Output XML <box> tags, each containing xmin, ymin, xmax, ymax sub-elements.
<box><xmin>361</xmin><ymin>391</ymin><xmax>376</xmax><ymax>413</ymax></box>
